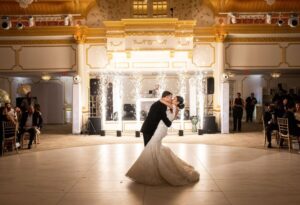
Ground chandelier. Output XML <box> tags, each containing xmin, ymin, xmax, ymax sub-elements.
<box><xmin>265</xmin><ymin>0</ymin><xmax>276</xmax><ymax>6</ymax></box>
<box><xmin>16</xmin><ymin>0</ymin><xmax>34</xmax><ymax>8</ymax></box>
<box><xmin>270</xmin><ymin>72</ymin><xmax>281</xmax><ymax>78</ymax></box>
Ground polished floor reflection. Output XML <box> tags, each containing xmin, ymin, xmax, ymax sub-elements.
<box><xmin>0</xmin><ymin>144</ymin><xmax>300</xmax><ymax>205</ymax></box>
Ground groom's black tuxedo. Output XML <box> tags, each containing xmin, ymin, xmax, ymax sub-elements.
<box><xmin>141</xmin><ymin>100</ymin><xmax>172</xmax><ymax>146</ymax></box>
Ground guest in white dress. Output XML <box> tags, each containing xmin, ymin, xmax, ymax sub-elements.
<box><xmin>126</xmin><ymin>96</ymin><xmax>200</xmax><ymax>186</ymax></box>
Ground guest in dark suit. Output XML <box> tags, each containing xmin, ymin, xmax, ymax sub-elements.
<box><xmin>18</xmin><ymin>105</ymin><xmax>43</xmax><ymax>149</ymax></box>
<box><xmin>263</xmin><ymin>104</ymin><xmax>278</xmax><ymax>148</ymax></box>
<box><xmin>141</xmin><ymin>91</ymin><xmax>173</xmax><ymax>146</ymax></box>
<box><xmin>245</xmin><ymin>93</ymin><xmax>257</xmax><ymax>122</ymax></box>
<box><xmin>232</xmin><ymin>92</ymin><xmax>244</xmax><ymax>132</ymax></box>
<box><xmin>283</xmin><ymin>104</ymin><xmax>300</xmax><ymax>137</ymax></box>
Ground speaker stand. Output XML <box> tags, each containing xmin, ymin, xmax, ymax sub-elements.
<box><xmin>135</xmin><ymin>131</ymin><xmax>140</xmax><ymax>137</ymax></box>
<box><xmin>198</xmin><ymin>129</ymin><xmax>204</xmax><ymax>135</ymax></box>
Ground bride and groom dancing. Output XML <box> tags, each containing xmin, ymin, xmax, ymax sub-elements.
<box><xmin>126</xmin><ymin>91</ymin><xmax>199</xmax><ymax>186</ymax></box>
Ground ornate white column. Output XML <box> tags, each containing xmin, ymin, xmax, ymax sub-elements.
<box><xmin>72</xmin><ymin>29</ymin><xmax>86</xmax><ymax>134</ymax></box>
<box><xmin>213</xmin><ymin>33</ymin><xmax>227</xmax><ymax>131</ymax></box>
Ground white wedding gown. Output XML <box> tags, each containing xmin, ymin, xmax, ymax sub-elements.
<box><xmin>126</xmin><ymin>106</ymin><xmax>200</xmax><ymax>186</ymax></box>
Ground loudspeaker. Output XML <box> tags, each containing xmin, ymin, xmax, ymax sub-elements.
<box><xmin>203</xmin><ymin>116</ymin><xmax>218</xmax><ymax>133</ymax></box>
<box><xmin>88</xmin><ymin>117</ymin><xmax>101</xmax><ymax>135</ymax></box>
<box><xmin>207</xmin><ymin>77</ymin><xmax>214</xmax><ymax>94</ymax></box>
<box><xmin>90</xmin><ymin>79</ymin><xmax>100</xmax><ymax>96</ymax></box>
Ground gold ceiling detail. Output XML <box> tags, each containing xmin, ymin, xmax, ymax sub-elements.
<box><xmin>209</xmin><ymin>0</ymin><xmax>300</xmax><ymax>13</ymax></box>
<box><xmin>0</xmin><ymin>0</ymin><xmax>299</xmax><ymax>17</ymax></box>
<box><xmin>0</xmin><ymin>0</ymin><xmax>95</xmax><ymax>17</ymax></box>
<box><xmin>0</xmin><ymin>20</ymin><xmax>299</xmax><ymax>43</ymax></box>
<box><xmin>104</xmin><ymin>18</ymin><xmax>196</xmax><ymax>37</ymax></box>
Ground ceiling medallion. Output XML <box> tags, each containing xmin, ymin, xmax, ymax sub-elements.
<box><xmin>16</xmin><ymin>0</ymin><xmax>34</xmax><ymax>8</ymax></box>
<box><xmin>265</xmin><ymin>0</ymin><xmax>276</xmax><ymax>6</ymax></box>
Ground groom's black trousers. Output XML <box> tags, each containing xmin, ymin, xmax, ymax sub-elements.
<box><xmin>142</xmin><ymin>132</ymin><xmax>152</xmax><ymax>146</ymax></box>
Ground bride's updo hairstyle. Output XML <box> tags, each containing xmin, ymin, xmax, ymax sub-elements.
<box><xmin>176</xmin><ymin>96</ymin><xmax>185</xmax><ymax>109</ymax></box>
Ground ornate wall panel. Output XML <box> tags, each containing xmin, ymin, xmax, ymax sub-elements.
<box><xmin>86</xmin><ymin>45</ymin><xmax>109</xmax><ymax>69</ymax></box>
<box><xmin>107</xmin><ymin>38</ymin><xmax>126</xmax><ymax>51</ymax></box>
<box><xmin>0</xmin><ymin>47</ymin><xmax>16</xmax><ymax>70</ymax></box>
<box><xmin>286</xmin><ymin>43</ymin><xmax>300</xmax><ymax>67</ymax></box>
<box><xmin>19</xmin><ymin>46</ymin><xmax>76</xmax><ymax>70</ymax></box>
<box><xmin>225</xmin><ymin>44</ymin><xmax>282</xmax><ymax>68</ymax></box>
<box><xmin>192</xmin><ymin>44</ymin><xmax>215</xmax><ymax>67</ymax></box>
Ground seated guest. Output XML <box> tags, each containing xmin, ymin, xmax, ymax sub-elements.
<box><xmin>294</xmin><ymin>102</ymin><xmax>300</xmax><ymax>150</ymax></box>
<box><xmin>277</xmin><ymin>98</ymin><xmax>289</xmax><ymax>117</ymax></box>
<box><xmin>18</xmin><ymin>105</ymin><xmax>43</xmax><ymax>149</ymax></box>
<box><xmin>264</xmin><ymin>104</ymin><xmax>278</xmax><ymax>148</ymax></box>
<box><xmin>3</xmin><ymin>102</ymin><xmax>17</xmax><ymax>125</ymax></box>
<box><xmin>295</xmin><ymin>102</ymin><xmax>300</xmax><ymax>126</ymax></box>
<box><xmin>281</xmin><ymin>104</ymin><xmax>300</xmax><ymax>146</ymax></box>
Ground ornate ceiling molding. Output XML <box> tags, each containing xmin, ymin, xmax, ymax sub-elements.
<box><xmin>0</xmin><ymin>0</ymin><xmax>95</xmax><ymax>17</ymax></box>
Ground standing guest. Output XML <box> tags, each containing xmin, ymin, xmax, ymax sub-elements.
<box><xmin>232</xmin><ymin>92</ymin><xmax>244</xmax><ymax>132</ymax></box>
<box><xmin>245</xmin><ymin>93</ymin><xmax>257</xmax><ymax>122</ymax></box>
<box><xmin>18</xmin><ymin>105</ymin><xmax>43</xmax><ymax>149</ymax></box>
<box><xmin>263</xmin><ymin>104</ymin><xmax>278</xmax><ymax>148</ymax></box>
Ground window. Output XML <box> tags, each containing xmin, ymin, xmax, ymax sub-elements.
<box><xmin>133</xmin><ymin>0</ymin><xmax>148</xmax><ymax>18</ymax></box>
<box><xmin>132</xmin><ymin>0</ymin><xmax>168</xmax><ymax>18</ymax></box>
<box><xmin>153</xmin><ymin>0</ymin><xmax>168</xmax><ymax>18</ymax></box>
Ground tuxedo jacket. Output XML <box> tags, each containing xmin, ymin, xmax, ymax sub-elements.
<box><xmin>283</xmin><ymin>111</ymin><xmax>300</xmax><ymax>136</ymax></box>
<box><xmin>141</xmin><ymin>100</ymin><xmax>172</xmax><ymax>136</ymax></box>
<box><xmin>19</xmin><ymin>111</ymin><xmax>43</xmax><ymax>130</ymax></box>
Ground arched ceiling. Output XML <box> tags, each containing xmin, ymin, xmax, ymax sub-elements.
<box><xmin>1</xmin><ymin>0</ymin><xmax>300</xmax><ymax>16</ymax></box>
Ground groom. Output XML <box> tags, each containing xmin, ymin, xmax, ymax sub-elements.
<box><xmin>141</xmin><ymin>91</ymin><xmax>173</xmax><ymax>146</ymax></box>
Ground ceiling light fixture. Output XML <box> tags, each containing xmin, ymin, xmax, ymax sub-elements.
<box><xmin>288</xmin><ymin>14</ymin><xmax>299</xmax><ymax>27</ymax></box>
<box><xmin>228</xmin><ymin>13</ymin><xmax>237</xmax><ymax>24</ymax></box>
<box><xmin>1</xmin><ymin>16</ymin><xmax>11</xmax><ymax>30</ymax></box>
<box><xmin>28</xmin><ymin>16</ymin><xmax>34</xmax><ymax>27</ymax></box>
<box><xmin>266</xmin><ymin>13</ymin><xmax>272</xmax><ymax>24</ymax></box>
<box><xmin>41</xmin><ymin>74</ymin><xmax>51</xmax><ymax>81</ymax></box>
<box><xmin>271</xmin><ymin>72</ymin><xmax>281</xmax><ymax>78</ymax></box>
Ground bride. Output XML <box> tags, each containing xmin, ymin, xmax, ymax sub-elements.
<box><xmin>126</xmin><ymin>96</ymin><xmax>199</xmax><ymax>186</ymax></box>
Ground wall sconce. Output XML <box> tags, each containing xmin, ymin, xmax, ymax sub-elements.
<box><xmin>41</xmin><ymin>74</ymin><xmax>51</xmax><ymax>81</ymax></box>
<box><xmin>271</xmin><ymin>72</ymin><xmax>281</xmax><ymax>78</ymax></box>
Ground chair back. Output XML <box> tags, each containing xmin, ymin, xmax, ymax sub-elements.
<box><xmin>277</xmin><ymin>117</ymin><xmax>289</xmax><ymax>137</ymax></box>
<box><xmin>2</xmin><ymin>121</ymin><xmax>17</xmax><ymax>139</ymax></box>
